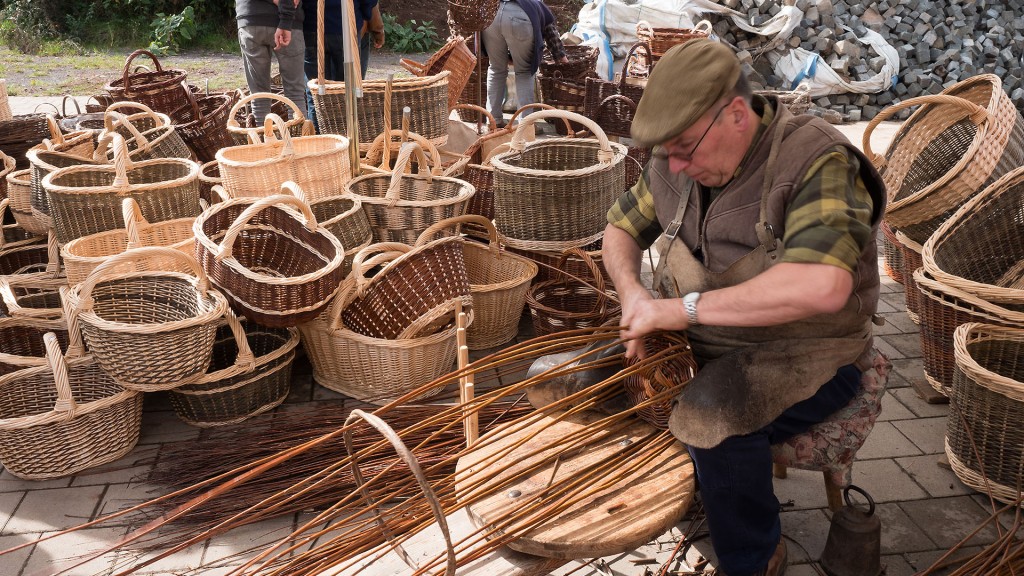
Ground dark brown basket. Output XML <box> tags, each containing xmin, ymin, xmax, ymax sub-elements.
<box><xmin>527</xmin><ymin>247</ymin><xmax>621</xmax><ymax>336</ymax></box>
<box><xmin>169</xmin><ymin>315</ymin><xmax>298</xmax><ymax>427</ymax></box>
<box><xmin>536</xmin><ymin>74</ymin><xmax>591</xmax><ymax>136</ymax></box>
<box><xmin>0</xmin><ymin>317</ymin><xmax>69</xmax><ymax>377</ymax></box>
<box><xmin>338</xmin><ymin>237</ymin><xmax>472</xmax><ymax>340</ymax></box>
<box><xmin>947</xmin><ymin>322</ymin><xmax>1024</xmax><ymax>505</ymax></box>
<box><xmin>0</xmin><ymin>113</ymin><xmax>50</xmax><ymax>169</ymax></box>
<box><xmin>636</xmin><ymin>20</ymin><xmax>713</xmax><ymax>65</ymax></box>
<box><xmin>624</xmin><ymin>332</ymin><xmax>698</xmax><ymax>429</ymax></box>
<box><xmin>508</xmin><ymin>236</ymin><xmax>612</xmax><ymax>286</ymax></box>
<box><xmin>880</xmin><ymin>220</ymin><xmax>904</xmax><ymax>285</ymax></box>
<box><xmin>914</xmin><ymin>269</ymin><xmax>1024</xmax><ymax>397</ymax></box>
<box><xmin>457</xmin><ymin>38</ymin><xmax>488</xmax><ymax>115</ymax></box>
<box><xmin>194</xmin><ymin>194</ymin><xmax>347</xmax><ymax>328</ymax></box>
<box><xmin>104</xmin><ymin>49</ymin><xmax>190</xmax><ymax>115</ymax></box>
<box><xmin>447</xmin><ymin>0</ymin><xmax>498</xmax><ymax>34</ymax></box>
<box><xmin>540</xmin><ymin>45</ymin><xmax>599</xmax><ymax>81</ymax></box>
<box><xmin>583</xmin><ymin>43</ymin><xmax>649</xmax><ymax>137</ymax></box>
<box><xmin>168</xmin><ymin>84</ymin><xmax>238</xmax><ymax>163</ymax></box>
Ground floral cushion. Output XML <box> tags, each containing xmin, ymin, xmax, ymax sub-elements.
<box><xmin>770</xmin><ymin>348</ymin><xmax>892</xmax><ymax>487</ymax></box>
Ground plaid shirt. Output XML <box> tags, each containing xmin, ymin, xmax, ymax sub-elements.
<box><xmin>607</xmin><ymin>97</ymin><xmax>874</xmax><ymax>273</ymax></box>
<box><xmin>542</xmin><ymin>22</ymin><xmax>567</xmax><ymax>61</ymax></box>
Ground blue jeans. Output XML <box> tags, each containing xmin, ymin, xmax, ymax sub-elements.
<box><xmin>687</xmin><ymin>363</ymin><xmax>862</xmax><ymax>575</ymax></box>
<box><xmin>303</xmin><ymin>31</ymin><xmax>371</xmax><ymax>132</ymax></box>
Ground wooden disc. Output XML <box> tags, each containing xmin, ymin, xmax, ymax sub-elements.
<box><xmin>455</xmin><ymin>410</ymin><xmax>695</xmax><ymax>559</ymax></box>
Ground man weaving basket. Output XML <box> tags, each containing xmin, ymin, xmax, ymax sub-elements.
<box><xmin>602</xmin><ymin>39</ymin><xmax>889</xmax><ymax>575</ymax></box>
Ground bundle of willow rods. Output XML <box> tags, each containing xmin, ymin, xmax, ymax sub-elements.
<box><xmin>0</xmin><ymin>327</ymin><xmax>697</xmax><ymax>576</ymax></box>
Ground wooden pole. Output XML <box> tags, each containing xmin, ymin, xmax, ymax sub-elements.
<box><xmin>456</xmin><ymin>300</ymin><xmax>478</xmax><ymax>447</ymax></box>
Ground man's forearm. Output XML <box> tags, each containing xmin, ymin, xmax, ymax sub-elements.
<box><xmin>603</xmin><ymin>223</ymin><xmax>646</xmax><ymax>298</ymax></box>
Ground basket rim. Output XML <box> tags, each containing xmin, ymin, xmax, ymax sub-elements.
<box><xmin>215</xmin><ymin>133</ymin><xmax>350</xmax><ymax>166</ymax></box>
<box><xmin>953</xmin><ymin>322</ymin><xmax>1024</xmax><ymax>400</ymax></box>
<box><xmin>346</xmin><ymin>172</ymin><xmax>475</xmax><ymax>208</ymax></box>
<box><xmin>41</xmin><ymin>156</ymin><xmax>200</xmax><ymax>195</ymax></box>
<box><xmin>490</xmin><ymin>137</ymin><xmax>629</xmax><ymax>178</ymax></box>
<box><xmin>190</xmin><ymin>324</ymin><xmax>300</xmax><ymax>387</ymax></box>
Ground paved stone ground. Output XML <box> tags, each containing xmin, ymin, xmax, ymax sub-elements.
<box><xmin>0</xmin><ymin>100</ymin><xmax>1017</xmax><ymax>575</ymax></box>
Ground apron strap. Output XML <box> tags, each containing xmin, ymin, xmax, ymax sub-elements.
<box><xmin>756</xmin><ymin>112</ymin><xmax>791</xmax><ymax>261</ymax></box>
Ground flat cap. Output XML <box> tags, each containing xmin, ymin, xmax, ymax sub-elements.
<box><xmin>631</xmin><ymin>38</ymin><xmax>741</xmax><ymax>147</ymax></box>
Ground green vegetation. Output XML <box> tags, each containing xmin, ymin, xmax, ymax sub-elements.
<box><xmin>381</xmin><ymin>14</ymin><xmax>440</xmax><ymax>53</ymax></box>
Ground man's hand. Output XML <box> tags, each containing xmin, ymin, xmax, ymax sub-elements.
<box><xmin>618</xmin><ymin>289</ymin><xmax>688</xmax><ymax>359</ymax></box>
<box><xmin>372</xmin><ymin>29</ymin><xmax>385</xmax><ymax>48</ymax></box>
<box><xmin>274</xmin><ymin>28</ymin><xmax>291</xmax><ymax>51</ymax></box>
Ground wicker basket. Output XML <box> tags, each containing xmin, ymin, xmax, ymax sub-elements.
<box><xmin>540</xmin><ymin>45</ymin><xmax>599</xmax><ymax>81</ymax></box>
<box><xmin>446</xmin><ymin>0</ymin><xmax>498</xmax><ymax>34</ymax></box>
<box><xmin>42</xmin><ymin>133</ymin><xmax>201</xmax><ymax>245</ymax></box>
<box><xmin>527</xmin><ymin>247</ymin><xmax>621</xmax><ymax>336</ymax></box>
<box><xmin>299</xmin><ymin>297</ymin><xmax>470</xmax><ymax>404</ymax></box>
<box><xmin>863</xmin><ymin>74</ymin><xmax>1024</xmax><ymax>244</ymax></box>
<box><xmin>198</xmin><ymin>160</ymin><xmax>222</xmax><ymax>205</ymax></box>
<box><xmin>99</xmin><ymin>105</ymin><xmax>194</xmax><ymax>162</ymax></box>
<box><xmin>309</xmin><ymin>72</ymin><xmax>450</xmax><ymax>150</ymax></box>
<box><xmin>216</xmin><ymin>113</ymin><xmax>350</xmax><ymax>202</ymax></box>
<box><xmin>27</xmin><ymin>121</ymin><xmax>103</xmax><ymax>219</ymax></box>
<box><xmin>288</xmin><ymin>185</ymin><xmax>372</xmax><ymax>278</ymax></box>
<box><xmin>624</xmin><ymin>332</ymin><xmax>698</xmax><ymax>429</ymax></box>
<box><xmin>880</xmin><ymin>220</ymin><xmax>904</xmax><ymax>285</ymax></box>
<box><xmin>338</xmin><ymin>238</ymin><xmax>473</xmax><ymax>340</ymax></box>
<box><xmin>346</xmin><ymin>141</ymin><xmax>475</xmax><ymax>244</ymax></box>
<box><xmin>104</xmin><ymin>49</ymin><xmax>190</xmax><ymax>115</ymax></box>
<box><xmin>168</xmin><ymin>84</ymin><xmax>239</xmax><ymax>163</ymax></box>
<box><xmin>0</xmin><ymin>151</ymin><xmax>13</xmax><ymax>203</ymax></box>
<box><xmin>5</xmin><ymin>168</ymin><xmax>50</xmax><ymax>236</ymax></box>
<box><xmin>61</xmin><ymin>197</ymin><xmax>195</xmax><ymax>286</ymax></box>
<box><xmin>584</xmin><ymin>44</ymin><xmax>648</xmax><ymax>138</ymax></box>
<box><xmin>37</xmin><ymin>114</ymin><xmax>95</xmax><ymax>159</ymax></box>
<box><xmin>0</xmin><ymin>231</ymin><xmax>64</xmax><ymax>320</ymax></box>
<box><xmin>946</xmin><ymin>322</ymin><xmax>1024</xmax><ymax>505</ymax></box>
<box><xmin>507</xmin><ymin>236</ymin><xmax>612</xmax><ymax>285</ymax></box>
<box><xmin>0</xmin><ymin>332</ymin><xmax>143</xmax><ymax>480</ymax></box>
<box><xmin>363</xmin><ymin>128</ymin><xmax>471</xmax><ymax>178</ymax></box>
<box><xmin>63</xmin><ymin>247</ymin><xmax>230</xmax><ymax>391</ymax></box>
<box><xmin>913</xmin><ymin>269</ymin><xmax>1024</xmax><ymax>397</ymax></box>
<box><xmin>169</xmin><ymin>311</ymin><xmax>298</xmax><ymax>427</ymax></box>
<box><xmin>536</xmin><ymin>73</ymin><xmax>591</xmax><ymax>136</ymax></box>
<box><xmin>0</xmin><ymin>113</ymin><xmax>49</xmax><ymax>169</ymax></box>
<box><xmin>416</xmin><ymin>215</ymin><xmax>538</xmax><ymax>350</ymax></box>
<box><xmin>635</xmin><ymin>20</ymin><xmax>713</xmax><ymax>65</ymax></box>
<box><xmin>922</xmin><ymin>166</ymin><xmax>1024</xmax><ymax>306</ymax></box>
<box><xmin>401</xmin><ymin>36</ymin><xmax>477</xmax><ymax>111</ymax></box>
<box><xmin>227</xmin><ymin>92</ymin><xmax>314</xmax><ymax>146</ymax></box>
<box><xmin>490</xmin><ymin>109</ymin><xmax>627</xmax><ymax>249</ymax></box>
<box><xmin>0</xmin><ymin>198</ymin><xmax>39</xmax><ymax>248</ymax></box>
<box><xmin>0</xmin><ymin>316</ymin><xmax>69</xmax><ymax>377</ymax></box>
<box><xmin>896</xmin><ymin>230</ymin><xmax>924</xmax><ymax>324</ymax></box>
<box><xmin>194</xmin><ymin>193</ymin><xmax>346</xmax><ymax>327</ymax></box>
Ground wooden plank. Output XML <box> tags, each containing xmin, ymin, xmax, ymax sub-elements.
<box><xmin>455</xmin><ymin>410</ymin><xmax>695</xmax><ymax>560</ymax></box>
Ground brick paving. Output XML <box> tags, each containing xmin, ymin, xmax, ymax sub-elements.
<box><xmin>0</xmin><ymin>98</ymin><xmax>1017</xmax><ymax>575</ymax></box>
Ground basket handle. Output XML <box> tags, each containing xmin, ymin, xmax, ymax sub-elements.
<box><xmin>556</xmin><ymin>246</ymin><xmax>610</xmax><ymax>316</ymax></box>
<box><xmin>103</xmin><ymin>109</ymin><xmax>151</xmax><ymax>153</ymax></box>
<box><xmin>120</xmin><ymin>49</ymin><xmax>164</xmax><ymax>94</ymax></box>
<box><xmin>180</xmin><ymin>80</ymin><xmax>203</xmax><ymax>122</ymax></box>
<box><xmin>327</xmin><ymin>243</ymin><xmax>412</xmax><ymax>331</ymax></box>
<box><xmin>280</xmin><ymin>180</ymin><xmax>309</xmax><ymax>204</ymax></box>
<box><xmin>43</xmin><ymin>332</ymin><xmax>79</xmax><ymax>419</ymax></box>
<box><xmin>595</xmin><ymin>94</ymin><xmax>639</xmax><ymax>125</ymax></box>
<box><xmin>620</xmin><ymin>42</ymin><xmax>652</xmax><ymax>86</ymax></box>
<box><xmin>215</xmin><ymin>194</ymin><xmax>319</xmax><ymax>261</ymax></box>
<box><xmin>365</xmin><ymin>129</ymin><xmax>444</xmax><ymax>174</ymax></box>
<box><xmin>450</xmin><ymin>103</ymin><xmax>498</xmax><ymax>133</ymax></box>
<box><xmin>202</xmin><ymin>309</ymin><xmax>258</xmax><ymax>382</ymax></box>
<box><xmin>636</xmin><ymin>20</ymin><xmax>654</xmax><ymax>37</ymax></box>
<box><xmin>227</xmin><ymin>92</ymin><xmax>305</xmax><ymax>126</ymax></box>
<box><xmin>261</xmin><ymin>113</ymin><xmax>295</xmax><ymax>157</ymax></box>
<box><xmin>210</xmin><ymin>184</ymin><xmax>231</xmax><ymax>203</ymax></box>
<box><xmin>862</xmin><ymin>94</ymin><xmax>988</xmax><ymax>167</ymax></box>
<box><xmin>43</xmin><ymin>115</ymin><xmax>65</xmax><ymax>147</ymax></box>
<box><xmin>107</xmin><ymin>133</ymin><xmax>135</xmax><ymax>189</ymax></box>
<box><xmin>399</xmin><ymin>57</ymin><xmax>429</xmax><ymax>76</ymax></box>
<box><xmin>75</xmin><ymin>246</ymin><xmax>210</xmax><ymax>314</ymax></box>
<box><xmin>58</xmin><ymin>286</ymin><xmax>88</xmax><ymax>358</ymax></box>
<box><xmin>343</xmin><ymin>409</ymin><xmax>457</xmax><ymax>576</ymax></box>
<box><xmin>693</xmin><ymin>19</ymin><xmax>713</xmax><ymax>34</ymax></box>
<box><xmin>62</xmin><ymin>95</ymin><xmax>83</xmax><ymax>117</ymax></box>
<box><xmin>384</xmin><ymin>142</ymin><xmax>433</xmax><ymax>206</ymax></box>
<box><xmin>508</xmin><ymin>102</ymin><xmax>573</xmax><ymax>135</ymax></box>
<box><xmin>121</xmin><ymin>197</ymin><xmax>152</xmax><ymax>249</ymax></box>
<box><xmin>104</xmin><ymin>101</ymin><xmax>165</xmax><ymax>124</ymax></box>
<box><xmin>44</xmin><ymin>229</ymin><xmax>61</xmax><ymax>278</ymax></box>
<box><xmin>415</xmin><ymin>214</ymin><xmax>498</xmax><ymax>252</ymax></box>
<box><xmin>510</xmin><ymin>110</ymin><xmax>613</xmax><ymax>160</ymax></box>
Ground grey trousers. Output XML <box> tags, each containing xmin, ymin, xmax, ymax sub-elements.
<box><xmin>481</xmin><ymin>0</ymin><xmax>537</xmax><ymax>121</ymax></box>
<box><xmin>238</xmin><ymin>25</ymin><xmax>308</xmax><ymax>123</ymax></box>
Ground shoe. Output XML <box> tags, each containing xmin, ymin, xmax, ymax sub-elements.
<box><xmin>762</xmin><ymin>537</ymin><xmax>788</xmax><ymax>576</ymax></box>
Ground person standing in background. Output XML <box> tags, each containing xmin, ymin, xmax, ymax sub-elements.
<box><xmin>235</xmin><ymin>0</ymin><xmax>308</xmax><ymax>123</ymax></box>
<box><xmin>481</xmin><ymin>0</ymin><xmax>568</xmax><ymax>126</ymax></box>
<box><xmin>302</xmin><ymin>0</ymin><xmax>382</xmax><ymax>129</ymax></box>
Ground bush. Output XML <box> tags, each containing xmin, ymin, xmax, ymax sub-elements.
<box><xmin>149</xmin><ymin>5</ymin><xmax>198</xmax><ymax>54</ymax></box>
<box><xmin>382</xmin><ymin>13</ymin><xmax>440</xmax><ymax>53</ymax></box>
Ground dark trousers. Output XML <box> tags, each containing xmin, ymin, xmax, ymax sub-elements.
<box><xmin>687</xmin><ymin>363</ymin><xmax>862</xmax><ymax>575</ymax></box>
<box><xmin>303</xmin><ymin>31</ymin><xmax>371</xmax><ymax>131</ymax></box>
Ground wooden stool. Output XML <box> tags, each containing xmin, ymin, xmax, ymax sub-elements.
<box><xmin>770</xmin><ymin>349</ymin><xmax>892</xmax><ymax>511</ymax></box>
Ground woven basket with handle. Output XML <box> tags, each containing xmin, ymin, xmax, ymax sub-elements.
<box><xmin>527</xmin><ymin>247</ymin><xmax>621</xmax><ymax>336</ymax></box>
<box><xmin>227</xmin><ymin>91</ymin><xmax>314</xmax><ymax>146</ymax></box>
<box><xmin>286</xmin><ymin>184</ymin><xmax>372</xmax><ymax>278</ymax></box>
<box><xmin>636</xmin><ymin>20</ymin><xmax>713</xmax><ymax>65</ymax></box>
<box><xmin>168</xmin><ymin>83</ymin><xmax>239</xmax><ymax>163</ymax></box>
<box><xmin>0</xmin><ymin>331</ymin><xmax>143</xmax><ymax>480</ymax></box>
<box><xmin>103</xmin><ymin>49</ymin><xmax>190</xmax><ymax>115</ymax></box>
<box><xmin>194</xmin><ymin>192</ymin><xmax>346</xmax><ymax>328</ymax></box>
<box><xmin>0</xmin><ymin>316</ymin><xmax>69</xmax><ymax>378</ymax></box>
<box><xmin>5</xmin><ymin>168</ymin><xmax>50</xmax><ymax>236</ymax></box>
<box><xmin>446</xmin><ymin>0</ymin><xmax>498</xmax><ymax>34</ymax></box>
<box><xmin>401</xmin><ymin>36</ymin><xmax>477</xmax><ymax>111</ymax></box>
<box><xmin>98</xmin><ymin>103</ymin><xmax>194</xmax><ymax>162</ymax></box>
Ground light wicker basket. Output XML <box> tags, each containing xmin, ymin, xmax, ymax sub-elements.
<box><xmin>169</xmin><ymin>311</ymin><xmax>298</xmax><ymax>427</ymax></box>
<box><xmin>490</xmin><ymin>109</ymin><xmax>627</xmax><ymax>250</ymax></box>
<box><xmin>0</xmin><ymin>332</ymin><xmax>143</xmax><ymax>480</ymax></box>
<box><xmin>346</xmin><ymin>141</ymin><xmax>475</xmax><ymax>245</ymax></box>
<box><xmin>286</xmin><ymin>183</ymin><xmax>372</xmax><ymax>278</ymax></box>
<box><xmin>193</xmin><ymin>192</ymin><xmax>346</xmax><ymax>328</ymax></box>
<box><xmin>63</xmin><ymin>247</ymin><xmax>230</xmax><ymax>392</ymax></box>
<box><xmin>416</xmin><ymin>215</ymin><xmax>538</xmax><ymax>350</ymax></box>
<box><xmin>946</xmin><ymin>322</ymin><xmax>1024</xmax><ymax>505</ymax></box>
<box><xmin>6</xmin><ymin>168</ymin><xmax>51</xmax><ymax>236</ymax></box>
<box><xmin>0</xmin><ymin>231</ymin><xmax>64</xmax><ymax>321</ymax></box>
<box><xmin>226</xmin><ymin>91</ymin><xmax>314</xmax><ymax>145</ymax></box>
<box><xmin>216</xmin><ymin>113</ymin><xmax>350</xmax><ymax>202</ymax></box>
<box><xmin>99</xmin><ymin>107</ymin><xmax>194</xmax><ymax>162</ymax></box>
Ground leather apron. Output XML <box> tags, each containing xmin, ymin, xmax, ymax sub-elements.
<box><xmin>652</xmin><ymin>118</ymin><xmax>874</xmax><ymax>449</ymax></box>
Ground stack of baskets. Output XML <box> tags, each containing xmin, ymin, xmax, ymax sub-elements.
<box><xmin>537</xmin><ymin>45</ymin><xmax>600</xmax><ymax>136</ymax></box>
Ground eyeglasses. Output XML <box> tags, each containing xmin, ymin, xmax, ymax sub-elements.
<box><xmin>672</xmin><ymin>104</ymin><xmax>727</xmax><ymax>161</ymax></box>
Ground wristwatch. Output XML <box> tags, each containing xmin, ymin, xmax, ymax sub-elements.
<box><xmin>682</xmin><ymin>292</ymin><xmax>701</xmax><ymax>327</ymax></box>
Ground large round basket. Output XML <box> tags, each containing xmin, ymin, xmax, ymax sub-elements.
<box><xmin>63</xmin><ymin>247</ymin><xmax>230</xmax><ymax>392</ymax></box>
<box><xmin>863</xmin><ymin>74</ymin><xmax>1024</xmax><ymax>244</ymax></box>
<box><xmin>490</xmin><ymin>110</ymin><xmax>627</xmax><ymax>250</ymax></box>
<box><xmin>338</xmin><ymin>239</ymin><xmax>472</xmax><ymax>340</ymax></box>
<box><xmin>299</xmin><ymin>301</ymin><xmax>471</xmax><ymax>405</ymax></box>
<box><xmin>346</xmin><ymin>141</ymin><xmax>474</xmax><ymax>244</ymax></box>
<box><xmin>42</xmin><ymin>133</ymin><xmax>201</xmax><ymax>245</ymax></box>
<box><xmin>103</xmin><ymin>49</ymin><xmax>190</xmax><ymax>115</ymax></box>
<box><xmin>416</xmin><ymin>215</ymin><xmax>538</xmax><ymax>350</ymax></box>
<box><xmin>527</xmin><ymin>247</ymin><xmax>621</xmax><ymax>337</ymax></box>
<box><xmin>193</xmin><ymin>192</ymin><xmax>346</xmax><ymax>327</ymax></box>
<box><xmin>913</xmin><ymin>269</ymin><xmax>1024</xmax><ymax>397</ymax></box>
<box><xmin>216</xmin><ymin>113</ymin><xmax>350</xmax><ymax>202</ymax></box>
<box><xmin>0</xmin><ymin>332</ymin><xmax>143</xmax><ymax>480</ymax></box>
<box><xmin>922</xmin><ymin>166</ymin><xmax>1024</xmax><ymax>306</ymax></box>
<box><xmin>446</xmin><ymin>0</ymin><xmax>498</xmax><ymax>34</ymax></box>
<box><xmin>946</xmin><ymin>323</ymin><xmax>1024</xmax><ymax>505</ymax></box>
<box><xmin>169</xmin><ymin>311</ymin><xmax>298</xmax><ymax>427</ymax></box>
